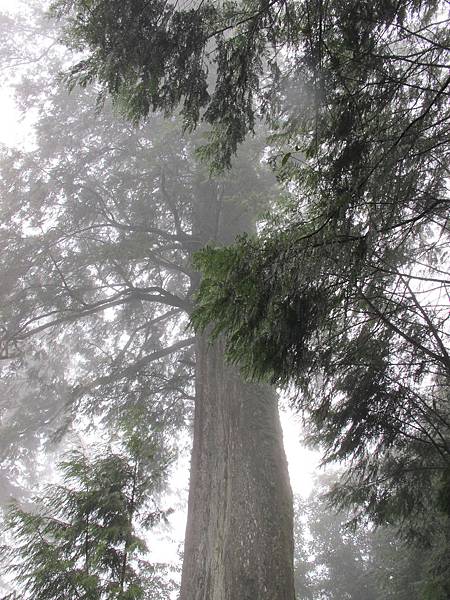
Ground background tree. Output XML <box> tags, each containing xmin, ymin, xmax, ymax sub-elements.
<box><xmin>294</xmin><ymin>475</ymin><xmax>378</xmax><ymax>600</ymax></box>
<box><xmin>0</xmin><ymin>4</ymin><xmax>295</xmax><ymax>598</ymax></box>
<box><xmin>293</xmin><ymin>472</ymin><xmax>450</xmax><ymax>600</ymax></box>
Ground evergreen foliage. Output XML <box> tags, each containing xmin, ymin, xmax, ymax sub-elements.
<box><xmin>0</xmin><ymin>437</ymin><xmax>175</xmax><ymax>600</ymax></box>
<box><xmin>51</xmin><ymin>0</ymin><xmax>450</xmax><ymax>532</ymax></box>
<box><xmin>190</xmin><ymin>0</ymin><xmax>450</xmax><ymax>531</ymax></box>
<box><xmin>48</xmin><ymin>0</ymin><xmax>450</xmax><ymax>533</ymax></box>
<box><xmin>1</xmin><ymin>0</ymin><xmax>449</xmax><ymax>593</ymax></box>
<box><xmin>53</xmin><ymin>0</ymin><xmax>450</xmax><ymax>171</ymax></box>
<box><xmin>51</xmin><ymin>0</ymin><xmax>294</xmax><ymax>169</ymax></box>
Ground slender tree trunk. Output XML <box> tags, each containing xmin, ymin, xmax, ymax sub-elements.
<box><xmin>119</xmin><ymin>459</ymin><xmax>138</xmax><ymax>593</ymax></box>
<box><xmin>180</xmin><ymin>177</ymin><xmax>295</xmax><ymax>599</ymax></box>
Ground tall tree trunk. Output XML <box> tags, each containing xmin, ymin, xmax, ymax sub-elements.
<box><xmin>180</xmin><ymin>177</ymin><xmax>295</xmax><ymax>599</ymax></box>
<box><xmin>180</xmin><ymin>336</ymin><xmax>295</xmax><ymax>600</ymax></box>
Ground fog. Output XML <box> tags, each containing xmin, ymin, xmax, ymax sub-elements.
<box><xmin>0</xmin><ymin>1</ymin><xmax>448</xmax><ymax>599</ymax></box>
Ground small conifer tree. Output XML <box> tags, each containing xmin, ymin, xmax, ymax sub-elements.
<box><xmin>0</xmin><ymin>435</ymin><xmax>174</xmax><ymax>600</ymax></box>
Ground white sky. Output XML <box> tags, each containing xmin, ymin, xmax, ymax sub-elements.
<box><xmin>0</xmin><ymin>88</ymin><xmax>21</xmax><ymax>147</ymax></box>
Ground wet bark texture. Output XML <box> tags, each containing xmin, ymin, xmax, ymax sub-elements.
<box><xmin>180</xmin><ymin>176</ymin><xmax>295</xmax><ymax>599</ymax></box>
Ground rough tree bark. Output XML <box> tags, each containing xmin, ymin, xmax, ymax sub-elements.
<box><xmin>180</xmin><ymin>337</ymin><xmax>295</xmax><ymax>600</ymax></box>
<box><xmin>180</xmin><ymin>179</ymin><xmax>295</xmax><ymax>599</ymax></box>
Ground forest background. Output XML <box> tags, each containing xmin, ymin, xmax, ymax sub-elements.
<box><xmin>0</xmin><ymin>0</ymin><xmax>448</xmax><ymax>599</ymax></box>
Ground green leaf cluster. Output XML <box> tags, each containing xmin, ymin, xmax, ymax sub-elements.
<box><xmin>1</xmin><ymin>441</ymin><xmax>172</xmax><ymax>600</ymax></box>
<box><xmin>192</xmin><ymin>232</ymin><xmax>326</xmax><ymax>383</ymax></box>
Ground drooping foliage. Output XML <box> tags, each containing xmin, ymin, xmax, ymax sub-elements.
<box><xmin>52</xmin><ymin>0</ymin><xmax>450</xmax><ymax>532</ymax></box>
<box><xmin>51</xmin><ymin>0</ymin><xmax>295</xmax><ymax>169</ymax></box>
<box><xmin>1</xmin><ymin>0</ymin><xmax>449</xmax><ymax>586</ymax></box>
<box><xmin>190</xmin><ymin>0</ymin><xmax>450</xmax><ymax>529</ymax></box>
<box><xmin>1</xmin><ymin>434</ymin><xmax>175</xmax><ymax>600</ymax></box>
<box><xmin>193</xmin><ymin>0</ymin><xmax>450</xmax><ymax>382</ymax></box>
<box><xmin>53</xmin><ymin>0</ymin><xmax>449</xmax><ymax>171</ymax></box>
